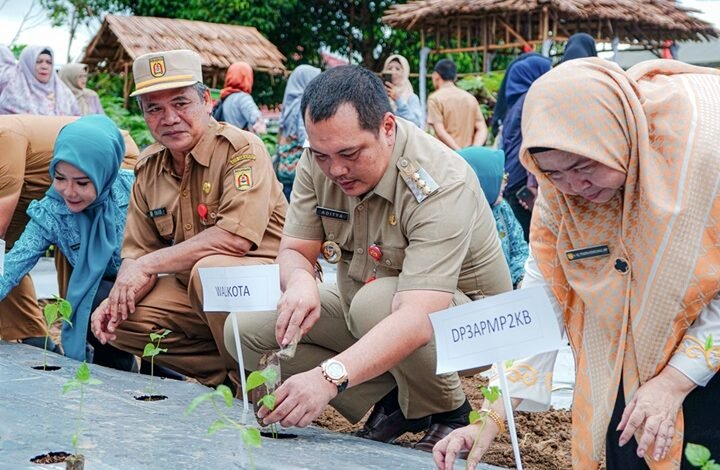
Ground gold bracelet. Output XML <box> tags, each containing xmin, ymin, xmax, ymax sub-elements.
<box><xmin>479</xmin><ymin>408</ymin><xmax>506</xmax><ymax>434</ymax></box>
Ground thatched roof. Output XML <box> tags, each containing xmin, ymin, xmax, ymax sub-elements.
<box><xmin>83</xmin><ymin>15</ymin><xmax>286</xmax><ymax>78</ymax></box>
<box><xmin>383</xmin><ymin>0</ymin><xmax>718</xmax><ymax>43</ymax></box>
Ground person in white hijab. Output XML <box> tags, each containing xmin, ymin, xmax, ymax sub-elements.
<box><xmin>382</xmin><ymin>54</ymin><xmax>422</xmax><ymax>127</ymax></box>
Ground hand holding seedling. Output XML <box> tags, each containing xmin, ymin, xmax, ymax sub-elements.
<box><xmin>42</xmin><ymin>296</ymin><xmax>72</xmax><ymax>369</ymax></box>
<box><xmin>275</xmin><ymin>270</ymin><xmax>321</xmax><ymax>347</ymax></box>
<box><xmin>257</xmin><ymin>366</ymin><xmax>335</xmax><ymax>428</ymax></box>
<box><xmin>617</xmin><ymin>365</ymin><xmax>696</xmax><ymax>461</ymax></box>
<box><xmin>433</xmin><ymin>385</ymin><xmax>508</xmax><ymax>470</ymax></box>
<box><xmin>63</xmin><ymin>362</ymin><xmax>102</xmax><ymax>459</ymax></box>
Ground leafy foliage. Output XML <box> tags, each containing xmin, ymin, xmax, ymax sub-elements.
<box><xmin>63</xmin><ymin>361</ymin><xmax>102</xmax><ymax>457</ymax></box>
<box><xmin>142</xmin><ymin>329</ymin><xmax>172</xmax><ymax>395</ymax></box>
<box><xmin>41</xmin><ymin>296</ymin><xmax>73</xmax><ymax>369</ymax></box>
<box><xmin>686</xmin><ymin>443</ymin><xmax>720</xmax><ymax>470</ymax></box>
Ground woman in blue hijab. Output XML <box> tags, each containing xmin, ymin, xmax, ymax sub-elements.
<box><xmin>457</xmin><ymin>147</ymin><xmax>528</xmax><ymax>287</ymax></box>
<box><xmin>500</xmin><ymin>54</ymin><xmax>551</xmax><ymax>241</ymax></box>
<box><xmin>560</xmin><ymin>33</ymin><xmax>597</xmax><ymax>63</ymax></box>
<box><xmin>0</xmin><ymin>115</ymin><xmax>134</xmax><ymax>370</ymax></box>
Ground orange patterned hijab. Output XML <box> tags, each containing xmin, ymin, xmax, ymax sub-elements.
<box><xmin>520</xmin><ymin>58</ymin><xmax>720</xmax><ymax>468</ymax></box>
<box><xmin>221</xmin><ymin>61</ymin><xmax>253</xmax><ymax>99</ymax></box>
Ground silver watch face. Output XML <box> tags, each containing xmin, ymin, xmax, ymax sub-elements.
<box><xmin>326</xmin><ymin>361</ymin><xmax>345</xmax><ymax>380</ymax></box>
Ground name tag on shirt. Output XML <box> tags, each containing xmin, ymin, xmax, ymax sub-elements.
<box><xmin>147</xmin><ymin>207</ymin><xmax>167</xmax><ymax>218</ymax></box>
<box><xmin>565</xmin><ymin>244</ymin><xmax>610</xmax><ymax>261</ymax></box>
<box><xmin>316</xmin><ymin>206</ymin><xmax>349</xmax><ymax>221</ymax></box>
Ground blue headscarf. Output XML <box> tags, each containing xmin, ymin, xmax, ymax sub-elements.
<box><xmin>46</xmin><ymin>115</ymin><xmax>124</xmax><ymax>361</ymax></box>
<box><xmin>457</xmin><ymin>146</ymin><xmax>506</xmax><ymax>206</ymax></box>
<box><xmin>560</xmin><ymin>33</ymin><xmax>597</xmax><ymax>63</ymax></box>
<box><xmin>505</xmin><ymin>54</ymin><xmax>552</xmax><ymax>112</ymax></box>
<box><xmin>279</xmin><ymin>65</ymin><xmax>321</xmax><ymax>142</ymax></box>
<box><xmin>491</xmin><ymin>52</ymin><xmax>547</xmax><ymax>136</ymax></box>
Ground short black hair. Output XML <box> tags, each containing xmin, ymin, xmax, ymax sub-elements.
<box><xmin>301</xmin><ymin>65</ymin><xmax>391</xmax><ymax>134</ymax></box>
<box><xmin>434</xmin><ymin>59</ymin><xmax>457</xmax><ymax>81</ymax></box>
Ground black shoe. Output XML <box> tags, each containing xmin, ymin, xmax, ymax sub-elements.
<box><xmin>354</xmin><ymin>388</ymin><xmax>431</xmax><ymax>443</ymax></box>
<box><xmin>414</xmin><ymin>399</ymin><xmax>472</xmax><ymax>453</ymax></box>
<box><xmin>21</xmin><ymin>336</ymin><xmax>62</xmax><ymax>354</ymax></box>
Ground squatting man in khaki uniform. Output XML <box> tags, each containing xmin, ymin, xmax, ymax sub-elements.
<box><xmin>91</xmin><ymin>50</ymin><xmax>286</xmax><ymax>388</ymax></box>
<box><xmin>225</xmin><ymin>66</ymin><xmax>512</xmax><ymax>451</ymax></box>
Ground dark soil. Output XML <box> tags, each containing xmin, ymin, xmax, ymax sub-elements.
<box><xmin>133</xmin><ymin>395</ymin><xmax>168</xmax><ymax>401</ymax></box>
<box><xmin>30</xmin><ymin>451</ymin><xmax>71</xmax><ymax>464</ymax></box>
<box><xmin>260</xmin><ymin>431</ymin><xmax>298</xmax><ymax>439</ymax></box>
<box><xmin>312</xmin><ymin>376</ymin><xmax>572</xmax><ymax>470</ymax></box>
<box><xmin>31</xmin><ymin>365</ymin><xmax>61</xmax><ymax>371</ymax></box>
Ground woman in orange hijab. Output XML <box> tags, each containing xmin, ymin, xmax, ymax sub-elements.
<box><xmin>214</xmin><ymin>61</ymin><xmax>266</xmax><ymax>134</ymax></box>
<box><xmin>434</xmin><ymin>58</ymin><xmax>720</xmax><ymax>469</ymax></box>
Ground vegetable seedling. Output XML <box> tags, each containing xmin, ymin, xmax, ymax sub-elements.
<box><xmin>185</xmin><ymin>384</ymin><xmax>262</xmax><ymax>470</ymax></box>
<box><xmin>42</xmin><ymin>296</ymin><xmax>72</xmax><ymax>370</ymax></box>
<box><xmin>142</xmin><ymin>329</ymin><xmax>171</xmax><ymax>396</ymax></box>
<box><xmin>62</xmin><ymin>361</ymin><xmax>101</xmax><ymax>469</ymax></box>
<box><xmin>466</xmin><ymin>385</ymin><xmax>502</xmax><ymax>470</ymax></box>
<box><xmin>686</xmin><ymin>443</ymin><xmax>720</xmax><ymax>470</ymax></box>
<box><xmin>247</xmin><ymin>369</ymin><xmax>279</xmax><ymax>438</ymax></box>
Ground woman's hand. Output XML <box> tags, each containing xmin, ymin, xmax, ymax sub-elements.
<box><xmin>384</xmin><ymin>82</ymin><xmax>399</xmax><ymax>101</ymax></box>
<box><xmin>618</xmin><ymin>366</ymin><xmax>696</xmax><ymax>461</ymax></box>
<box><xmin>433</xmin><ymin>421</ymin><xmax>499</xmax><ymax>470</ymax></box>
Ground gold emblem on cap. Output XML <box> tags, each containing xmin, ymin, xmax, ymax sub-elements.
<box><xmin>202</xmin><ymin>181</ymin><xmax>212</xmax><ymax>194</ymax></box>
<box><xmin>388</xmin><ymin>214</ymin><xmax>397</xmax><ymax>226</ymax></box>
<box><xmin>321</xmin><ymin>241</ymin><xmax>342</xmax><ymax>264</ymax></box>
<box><xmin>149</xmin><ymin>57</ymin><xmax>166</xmax><ymax>78</ymax></box>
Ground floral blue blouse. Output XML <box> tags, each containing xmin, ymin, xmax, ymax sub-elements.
<box><xmin>0</xmin><ymin>170</ymin><xmax>133</xmax><ymax>300</ymax></box>
<box><xmin>493</xmin><ymin>198</ymin><xmax>529</xmax><ymax>287</ymax></box>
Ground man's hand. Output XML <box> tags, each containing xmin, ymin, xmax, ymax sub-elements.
<box><xmin>90</xmin><ymin>299</ymin><xmax>116</xmax><ymax>344</ymax></box>
<box><xmin>617</xmin><ymin>366</ymin><xmax>695</xmax><ymax>461</ymax></box>
<box><xmin>275</xmin><ymin>269</ymin><xmax>321</xmax><ymax>347</ymax></box>
<box><xmin>107</xmin><ymin>258</ymin><xmax>154</xmax><ymax>327</ymax></box>
<box><xmin>433</xmin><ymin>422</ymin><xmax>499</xmax><ymax>470</ymax></box>
<box><xmin>257</xmin><ymin>367</ymin><xmax>337</xmax><ymax>428</ymax></box>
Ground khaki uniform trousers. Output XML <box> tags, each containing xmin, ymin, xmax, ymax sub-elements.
<box><xmin>224</xmin><ymin>277</ymin><xmax>469</xmax><ymax>423</ymax></box>
<box><xmin>110</xmin><ymin>254</ymin><xmax>273</xmax><ymax>387</ymax></box>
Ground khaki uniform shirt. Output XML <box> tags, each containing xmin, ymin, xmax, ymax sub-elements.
<box><xmin>285</xmin><ymin>118</ymin><xmax>511</xmax><ymax>308</ymax></box>
<box><xmin>122</xmin><ymin>120</ymin><xmax>286</xmax><ymax>281</ymax></box>
<box><xmin>0</xmin><ymin>115</ymin><xmax>139</xmax><ymax>247</ymax></box>
<box><xmin>426</xmin><ymin>85</ymin><xmax>483</xmax><ymax>148</ymax></box>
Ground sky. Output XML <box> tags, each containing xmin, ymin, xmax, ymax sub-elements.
<box><xmin>0</xmin><ymin>0</ymin><xmax>719</xmax><ymax>65</ymax></box>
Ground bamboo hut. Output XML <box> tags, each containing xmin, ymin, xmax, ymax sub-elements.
<box><xmin>82</xmin><ymin>15</ymin><xmax>286</xmax><ymax>106</ymax></box>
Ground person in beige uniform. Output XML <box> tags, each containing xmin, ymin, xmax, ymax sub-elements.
<box><xmin>90</xmin><ymin>50</ymin><xmax>286</xmax><ymax>388</ymax></box>
<box><xmin>427</xmin><ymin>59</ymin><xmax>487</xmax><ymax>150</ymax></box>
<box><xmin>0</xmin><ymin>115</ymin><xmax>138</xmax><ymax>347</ymax></box>
<box><xmin>225</xmin><ymin>66</ymin><xmax>511</xmax><ymax>451</ymax></box>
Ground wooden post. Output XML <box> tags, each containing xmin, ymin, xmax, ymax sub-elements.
<box><xmin>122</xmin><ymin>62</ymin><xmax>130</xmax><ymax>109</ymax></box>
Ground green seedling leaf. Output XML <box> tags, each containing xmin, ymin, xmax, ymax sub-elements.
<box><xmin>481</xmin><ymin>385</ymin><xmax>502</xmax><ymax>404</ymax></box>
<box><xmin>63</xmin><ymin>380</ymin><xmax>81</xmax><ymax>394</ymax></box>
<box><xmin>705</xmin><ymin>460</ymin><xmax>720</xmax><ymax>470</ymax></box>
<box><xmin>259</xmin><ymin>394</ymin><xmax>276</xmax><ymax>411</ymax></box>
<box><xmin>208</xmin><ymin>419</ymin><xmax>227</xmax><ymax>435</ymax></box>
<box><xmin>686</xmin><ymin>443</ymin><xmax>712</xmax><ymax>467</ymax></box>
<box><xmin>246</xmin><ymin>371</ymin><xmax>267</xmax><ymax>392</ymax></box>
<box><xmin>76</xmin><ymin>362</ymin><xmax>91</xmax><ymax>382</ymax></box>
<box><xmin>58</xmin><ymin>299</ymin><xmax>72</xmax><ymax>319</ymax></box>
<box><xmin>149</xmin><ymin>329</ymin><xmax>172</xmax><ymax>341</ymax></box>
<box><xmin>504</xmin><ymin>359</ymin><xmax>514</xmax><ymax>368</ymax></box>
<box><xmin>260</xmin><ymin>368</ymin><xmax>278</xmax><ymax>384</ymax></box>
<box><xmin>705</xmin><ymin>335</ymin><xmax>714</xmax><ymax>352</ymax></box>
<box><xmin>72</xmin><ymin>434</ymin><xmax>78</xmax><ymax>450</ymax></box>
<box><xmin>185</xmin><ymin>392</ymin><xmax>215</xmax><ymax>415</ymax></box>
<box><xmin>468</xmin><ymin>410</ymin><xmax>483</xmax><ymax>425</ymax></box>
<box><xmin>87</xmin><ymin>378</ymin><xmax>102</xmax><ymax>386</ymax></box>
<box><xmin>43</xmin><ymin>303</ymin><xmax>59</xmax><ymax>325</ymax></box>
<box><xmin>217</xmin><ymin>384</ymin><xmax>234</xmax><ymax>407</ymax></box>
<box><xmin>241</xmin><ymin>427</ymin><xmax>262</xmax><ymax>448</ymax></box>
<box><xmin>143</xmin><ymin>343</ymin><xmax>157</xmax><ymax>357</ymax></box>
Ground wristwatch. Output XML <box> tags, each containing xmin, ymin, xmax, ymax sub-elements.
<box><xmin>320</xmin><ymin>359</ymin><xmax>349</xmax><ymax>393</ymax></box>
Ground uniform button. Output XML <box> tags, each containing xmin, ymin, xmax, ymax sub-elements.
<box><xmin>385</xmin><ymin>259</ymin><xmax>392</xmax><ymax>266</ymax></box>
<box><xmin>614</xmin><ymin>258</ymin><xmax>629</xmax><ymax>274</ymax></box>
<box><xmin>185</xmin><ymin>223</ymin><xmax>193</xmax><ymax>231</ymax></box>
<box><xmin>400</xmin><ymin>159</ymin><xmax>408</xmax><ymax>168</ymax></box>
<box><xmin>182</xmin><ymin>190</ymin><xmax>188</xmax><ymax>197</ymax></box>
<box><xmin>328</xmin><ymin>233</ymin><xmax>335</xmax><ymax>241</ymax></box>
<box><xmin>210</xmin><ymin>212</ymin><xmax>216</xmax><ymax>219</ymax></box>
<box><xmin>357</xmin><ymin>205</ymin><xmax>364</xmax><ymax>211</ymax></box>
<box><xmin>356</xmin><ymin>248</ymin><xmax>364</xmax><ymax>255</ymax></box>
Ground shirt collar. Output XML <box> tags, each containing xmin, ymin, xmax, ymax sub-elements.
<box><xmin>158</xmin><ymin>119</ymin><xmax>219</xmax><ymax>174</ymax></box>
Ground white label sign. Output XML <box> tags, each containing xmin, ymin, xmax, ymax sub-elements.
<box><xmin>199</xmin><ymin>264</ymin><xmax>280</xmax><ymax>312</ymax></box>
<box><xmin>0</xmin><ymin>239</ymin><xmax>5</xmax><ymax>275</ymax></box>
<box><xmin>430</xmin><ymin>287</ymin><xmax>562</xmax><ymax>374</ymax></box>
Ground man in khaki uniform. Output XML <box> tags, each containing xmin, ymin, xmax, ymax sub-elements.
<box><xmin>225</xmin><ymin>66</ymin><xmax>511</xmax><ymax>451</ymax></box>
<box><xmin>90</xmin><ymin>50</ymin><xmax>286</xmax><ymax>388</ymax></box>
<box><xmin>0</xmin><ymin>115</ymin><xmax>138</xmax><ymax>346</ymax></box>
<box><xmin>427</xmin><ymin>59</ymin><xmax>487</xmax><ymax>150</ymax></box>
